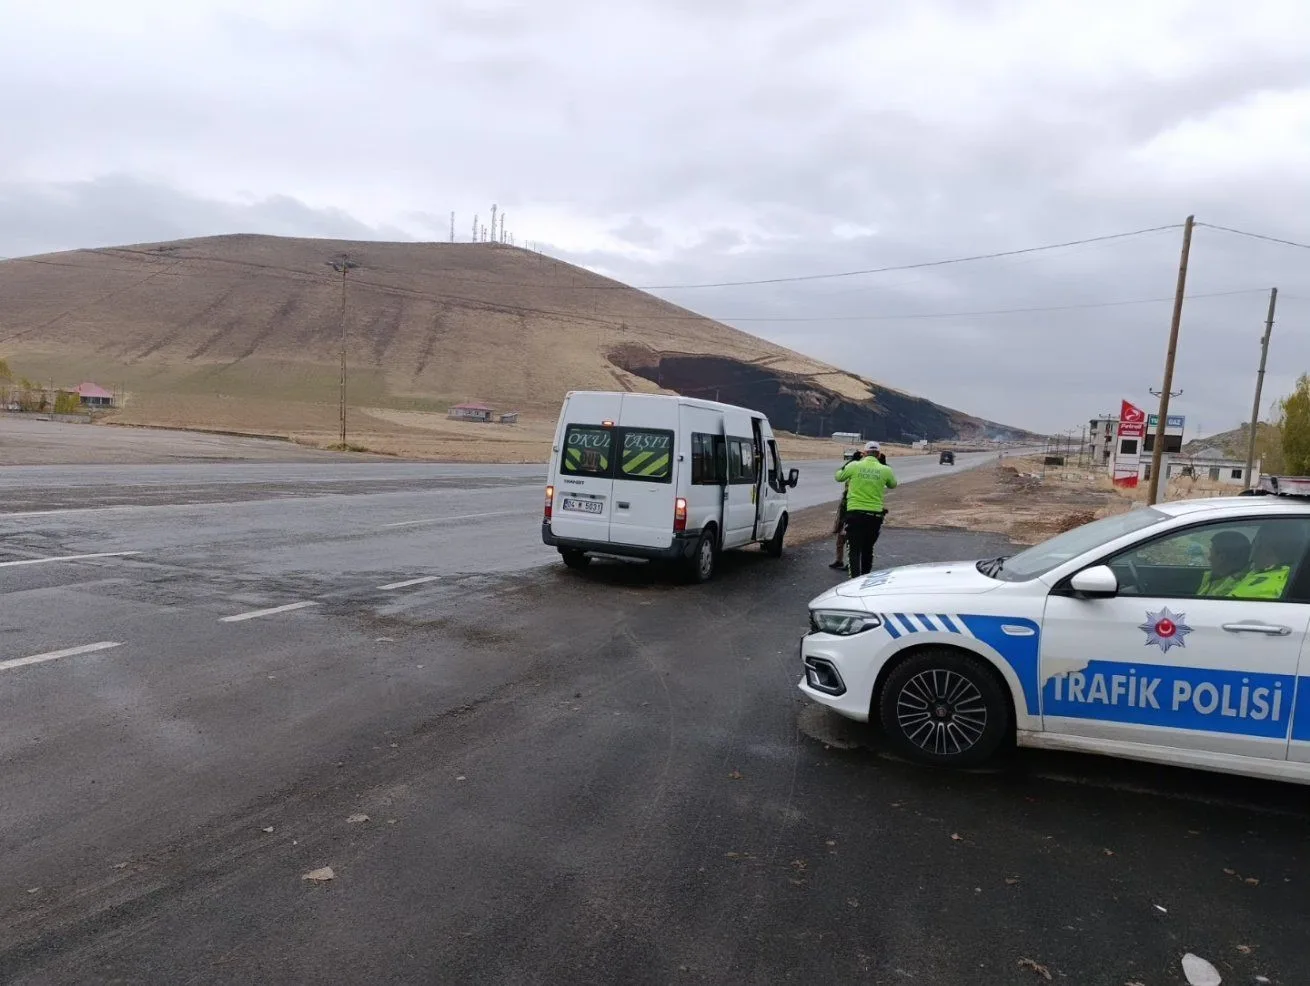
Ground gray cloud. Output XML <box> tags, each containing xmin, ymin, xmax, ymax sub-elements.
<box><xmin>1</xmin><ymin>0</ymin><xmax>1309</xmax><ymax>434</ymax></box>
<box><xmin>0</xmin><ymin>176</ymin><xmax>411</xmax><ymax>258</ymax></box>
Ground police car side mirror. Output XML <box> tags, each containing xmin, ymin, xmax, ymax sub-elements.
<box><xmin>788</xmin><ymin>468</ymin><xmax>799</xmax><ymax>488</ymax></box>
<box><xmin>1069</xmin><ymin>565</ymin><xmax>1118</xmax><ymax>598</ymax></box>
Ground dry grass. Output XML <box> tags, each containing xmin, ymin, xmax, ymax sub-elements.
<box><xmin>0</xmin><ymin>234</ymin><xmax>1010</xmax><ymax>463</ymax></box>
<box><xmin>783</xmin><ymin>456</ymin><xmax>1251</xmax><ymax>554</ymax></box>
<box><xmin>877</xmin><ymin>457</ymin><xmax>1134</xmax><ymax>545</ymax></box>
<box><xmin>1125</xmin><ymin>475</ymin><xmax>1249</xmax><ymax>503</ymax></box>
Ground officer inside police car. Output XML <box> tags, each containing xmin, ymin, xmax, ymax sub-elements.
<box><xmin>1198</xmin><ymin>530</ymin><xmax>1250</xmax><ymax>597</ymax></box>
<box><xmin>1229</xmin><ymin>527</ymin><xmax>1301</xmax><ymax>600</ymax></box>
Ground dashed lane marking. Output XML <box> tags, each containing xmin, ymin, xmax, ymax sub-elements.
<box><xmin>0</xmin><ymin>551</ymin><xmax>141</xmax><ymax>568</ymax></box>
<box><xmin>377</xmin><ymin>576</ymin><xmax>441</xmax><ymax>591</ymax></box>
<box><xmin>219</xmin><ymin>601</ymin><xmax>320</xmax><ymax>623</ymax></box>
<box><xmin>0</xmin><ymin>641</ymin><xmax>122</xmax><ymax>673</ymax></box>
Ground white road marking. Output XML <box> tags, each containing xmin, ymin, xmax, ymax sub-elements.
<box><xmin>377</xmin><ymin>576</ymin><xmax>440</xmax><ymax>590</ymax></box>
<box><xmin>220</xmin><ymin>601</ymin><xmax>320</xmax><ymax>623</ymax></box>
<box><xmin>0</xmin><ymin>641</ymin><xmax>122</xmax><ymax>673</ymax></box>
<box><xmin>0</xmin><ymin>551</ymin><xmax>141</xmax><ymax>568</ymax></box>
<box><xmin>382</xmin><ymin>509</ymin><xmax>522</xmax><ymax>529</ymax></box>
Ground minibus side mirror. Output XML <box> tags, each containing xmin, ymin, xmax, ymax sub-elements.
<box><xmin>787</xmin><ymin>468</ymin><xmax>800</xmax><ymax>488</ymax></box>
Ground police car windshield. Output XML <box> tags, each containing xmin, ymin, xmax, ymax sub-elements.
<box><xmin>984</xmin><ymin>507</ymin><xmax>1169</xmax><ymax>582</ymax></box>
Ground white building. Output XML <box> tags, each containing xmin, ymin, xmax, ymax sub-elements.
<box><xmin>1149</xmin><ymin>446</ymin><xmax>1260</xmax><ymax>487</ymax></box>
<box><xmin>1087</xmin><ymin>415</ymin><xmax>1119</xmax><ymax>465</ymax></box>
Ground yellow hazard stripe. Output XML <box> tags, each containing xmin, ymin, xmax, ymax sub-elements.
<box><xmin>623</xmin><ymin>450</ymin><xmax>654</xmax><ymax>471</ymax></box>
<box><xmin>625</xmin><ymin>453</ymin><xmax>670</xmax><ymax>477</ymax></box>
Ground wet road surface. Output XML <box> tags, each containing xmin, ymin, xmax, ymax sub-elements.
<box><xmin>1</xmin><ymin>516</ymin><xmax>1306</xmax><ymax>985</ymax></box>
<box><xmin>0</xmin><ymin>452</ymin><xmax>1001</xmax><ymax>580</ymax></box>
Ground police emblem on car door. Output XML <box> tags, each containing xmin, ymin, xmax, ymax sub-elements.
<box><xmin>1038</xmin><ymin>516</ymin><xmax>1310</xmax><ymax>762</ymax></box>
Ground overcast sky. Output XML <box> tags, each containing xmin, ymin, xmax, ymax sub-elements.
<box><xmin>4</xmin><ymin>0</ymin><xmax>1310</xmax><ymax>435</ymax></box>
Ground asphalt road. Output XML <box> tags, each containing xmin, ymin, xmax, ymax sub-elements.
<box><xmin>3</xmin><ymin>453</ymin><xmax>1302</xmax><ymax>984</ymax></box>
<box><xmin>0</xmin><ymin>451</ymin><xmax>1001</xmax><ymax>580</ymax></box>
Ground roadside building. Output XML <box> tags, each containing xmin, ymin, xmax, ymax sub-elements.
<box><xmin>1092</xmin><ymin>401</ymin><xmax>1260</xmax><ymax>488</ymax></box>
<box><xmin>1156</xmin><ymin>447</ymin><xmax>1260</xmax><ymax>487</ymax></box>
<box><xmin>447</xmin><ymin>402</ymin><xmax>494</xmax><ymax>423</ymax></box>
<box><xmin>1096</xmin><ymin>401</ymin><xmax>1184</xmax><ymax>488</ymax></box>
<box><xmin>1087</xmin><ymin>415</ymin><xmax>1118</xmax><ymax>465</ymax></box>
<box><xmin>75</xmin><ymin>382</ymin><xmax>115</xmax><ymax>408</ymax></box>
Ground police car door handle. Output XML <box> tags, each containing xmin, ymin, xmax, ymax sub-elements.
<box><xmin>1222</xmin><ymin>621</ymin><xmax>1292</xmax><ymax>636</ymax></box>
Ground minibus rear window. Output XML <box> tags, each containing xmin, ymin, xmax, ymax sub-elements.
<box><xmin>561</xmin><ymin>425</ymin><xmax>614</xmax><ymax>476</ymax></box>
<box><xmin>618</xmin><ymin>429</ymin><xmax>674</xmax><ymax>483</ymax></box>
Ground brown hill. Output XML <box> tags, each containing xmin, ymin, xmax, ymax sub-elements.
<box><xmin>0</xmin><ymin>234</ymin><xmax>1030</xmax><ymax>460</ymax></box>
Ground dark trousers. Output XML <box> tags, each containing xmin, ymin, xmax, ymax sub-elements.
<box><xmin>845</xmin><ymin>510</ymin><xmax>885</xmax><ymax>577</ymax></box>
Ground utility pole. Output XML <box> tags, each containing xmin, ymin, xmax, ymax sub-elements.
<box><xmin>327</xmin><ymin>256</ymin><xmax>359</xmax><ymax>447</ymax></box>
<box><xmin>449</xmin><ymin>211</ymin><xmax>455</xmax><ymax>243</ymax></box>
<box><xmin>1146</xmin><ymin>214</ymin><xmax>1194</xmax><ymax>505</ymax></box>
<box><xmin>1245</xmin><ymin>286</ymin><xmax>1278</xmax><ymax>487</ymax></box>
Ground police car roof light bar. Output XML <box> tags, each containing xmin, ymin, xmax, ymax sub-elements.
<box><xmin>1246</xmin><ymin>475</ymin><xmax>1310</xmax><ymax>498</ymax></box>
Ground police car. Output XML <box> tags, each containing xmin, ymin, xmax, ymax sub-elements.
<box><xmin>799</xmin><ymin>477</ymin><xmax>1310</xmax><ymax>784</ymax></box>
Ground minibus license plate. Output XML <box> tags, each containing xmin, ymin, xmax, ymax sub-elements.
<box><xmin>561</xmin><ymin>497</ymin><xmax>603</xmax><ymax>515</ymax></box>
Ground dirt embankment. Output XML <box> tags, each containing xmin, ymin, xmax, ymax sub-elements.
<box><xmin>787</xmin><ymin>457</ymin><xmax>1135</xmax><ymax>550</ymax></box>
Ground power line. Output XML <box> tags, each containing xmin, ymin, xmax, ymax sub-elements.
<box><xmin>315</xmin><ymin>223</ymin><xmax>1183</xmax><ymax>293</ymax></box>
<box><xmin>0</xmin><ymin>245</ymin><xmax>1287</xmax><ymax>344</ymax></box>
<box><xmin>631</xmin><ymin>224</ymin><xmax>1184</xmax><ymax>290</ymax></box>
<box><xmin>0</xmin><ymin>222</ymin><xmax>1204</xmax><ymax>308</ymax></box>
<box><xmin>1196</xmin><ymin>222</ymin><xmax>1310</xmax><ymax>252</ymax></box>
<box><xmin>711</xmin><ymin>288</ymin><xmax>1269</xmax><ymax>323</ymax></box>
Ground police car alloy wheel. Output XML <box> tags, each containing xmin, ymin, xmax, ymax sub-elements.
<box><xmin>878</xmin><ymin>648</ymin><xmax>1011</xmax><ymax>767</ymax></box>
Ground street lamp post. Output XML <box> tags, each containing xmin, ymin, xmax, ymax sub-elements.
<box><xmin>327</xmin><ymin>256</ymin><xmax>359</xmax><ymax>447</ymax></box>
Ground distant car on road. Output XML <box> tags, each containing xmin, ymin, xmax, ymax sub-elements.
<box><xmin>939</xmin><ymin>451</ymin><xmax>955</xmax><ymax>465</ymax></box>
<box><xmin>799</xmin><ymin>478</ymin><xmax>1310</xmax><ymax>784</ymax></box>
<box><xmin>842</xmin><ymin>446</ymin><xmax>861</xmax><ymax>462</ymax></box>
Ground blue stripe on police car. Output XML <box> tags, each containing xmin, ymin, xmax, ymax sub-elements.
<box><xmin>1044</xmin><ymin>660</ymin><xmax>1294</xmax><ymax>738</ymax></box>
<box><xmin>881</xmin><ymin>612</ymin><xmax>1042</xmax><ymax>717</ymax></box>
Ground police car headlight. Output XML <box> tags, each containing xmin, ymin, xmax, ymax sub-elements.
<box><xmin>809</xmin><ymin>609</ymin><xmax>882</xmax><ymax>636</ymax></box>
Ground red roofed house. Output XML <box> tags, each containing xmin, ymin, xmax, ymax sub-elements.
<box><xmin>76</xmin><ymin>382</ymin><xmax>115</xmax><ymax>407</ymax></box>
<box><xmin>447</xmin><ymin>402</ymin><xmax>493</xmax><ymax>422</ymax></box>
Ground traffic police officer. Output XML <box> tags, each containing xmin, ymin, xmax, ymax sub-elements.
<box><xmin>1230</xmin><ymin>528</ymin><xmax>1298</xmax><ymax>600</ymax></box>
<box><xmin>834</xmin><ymin>441</ymin><xmax>897</xmax><ymax>577</ymax></box>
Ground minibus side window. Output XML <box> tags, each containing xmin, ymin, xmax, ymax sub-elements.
<box><xmin>691</xmin><ymin>433</ymin><xmax>725</xmax><ymax>485</ymax></box>
<box><xmin>727</xmin><ymin>438</ymin><xmax>757</xmax><ymax>485</ymax></box>
<box><xmin>767</xmin><ymin>441</ymin><xmax>784</xmax><ymax>492</ymax></box>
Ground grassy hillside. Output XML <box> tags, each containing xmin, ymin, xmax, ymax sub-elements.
<box><xmin>0</xmin><ymin>234</ymin><xmax>1031</xmax><ymax>459</ymax></box>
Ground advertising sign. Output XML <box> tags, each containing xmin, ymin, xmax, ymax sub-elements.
<box><xmin>1147</xmin><ymin>414</ymin><xmax>1186</xmax><ymax>429</ymax></box>
<box><xmin>1112</xmin><ymin>400</ymin><xmax>1147</xmax><ymax>488</ymax></box>
<box><xmin>1119</xmin><ymin>400</ymin><xmax>1147</xmax><ymax>440</ymax></box>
